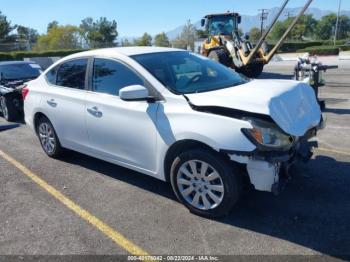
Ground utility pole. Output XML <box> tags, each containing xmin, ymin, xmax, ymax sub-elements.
<box><xmin>334</xmin><ymin>0</ymin><xmax>342</xmax><ymax>46</ymax></box>
<box><xmin>285</xmin><ymin>11</ymin><xmax>294</xmax><ymax>19</ymax></box>
<box><xmin>259</xmin><ymin>9</ymin><xmax>269</xmax><ymax>36</ymax></box>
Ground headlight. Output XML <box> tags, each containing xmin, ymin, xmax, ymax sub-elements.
<box><xmin>242</xmin><ymin>118</ymin><xmax>294</xmax><ymax>150</ymax></box>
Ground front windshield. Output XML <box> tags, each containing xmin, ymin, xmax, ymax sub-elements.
<box><xmin>132</xmin><ymin>52</ymin><xmax>247</xmax><ymax>94</ymax></box>
<box><xmin>209</xmin><ymin>16</ymin><xmax>235</xmax><ymax>35</ymax></box>
<box><xmin>0</xmin><ymin>63</ymin><xmax>42</xmax><ymax>81</ymax></box>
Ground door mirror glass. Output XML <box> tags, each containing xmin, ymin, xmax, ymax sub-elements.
<box><xmin>119</xmin><ymin>85</ymin><xmax>150</xmax><ymax>101</ymax></box>
<box><xmin>237</xmin><ymin>16</ymin><xmax>242</xmax><ymax>24</ymax></box>
<box><xmin>201</xmin><ymin>18</ymin><xmax>206</xmax><ymax>27</ymax></box>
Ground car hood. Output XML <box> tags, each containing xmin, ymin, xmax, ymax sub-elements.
<box><xmin>186</xmin><ymin>79</ymin><xmax>322</xmax><ymax>136</ymax></box>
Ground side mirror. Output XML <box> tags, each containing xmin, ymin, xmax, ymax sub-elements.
<box><xmin>119</xmin><ymin>85</ymin><xmax>150</xmax><ymax>101</ymax></box>
<box><xmin>201</xmin><ymin>18</ymin><xmax>206</xmax><ymax>27</ymax></box>
<box><xmin>237</xmin><ymin>16</ymin><xmax>242</xmax><ymax>24</ymax></box>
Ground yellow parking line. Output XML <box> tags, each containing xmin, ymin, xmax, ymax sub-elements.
<box><xmin>317</xmin><ymin>147</ymin><xmax>350</xmax><ymax>157</ymax></box>
<box><xmin>0</xmin><ymin>149</ymin><xmax>150</xmax><ymax>257</ymax></box>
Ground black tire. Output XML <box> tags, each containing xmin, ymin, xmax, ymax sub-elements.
<box><xmin>0</xmin><ymin>95</ymin><xmax>19</xmax><ymax>122</ymax></box>
<box><xmin>208</xmin><ymin>49</ymin><xmax>232</xmax><ymax>67</ymax></box>
<box><xmin>36</xmin><ymin>116</ymin><xmax>64</xmax><ymax>158</ymax></box>
<box><xmin>170</xmin><ymin>148</ymin><xmax>242</xmax><ymax>218</ymax></box>
<box><xmin>237</xmin><ymin>63</ymin><xmax>264</xmax><ymax>78</ymax></box>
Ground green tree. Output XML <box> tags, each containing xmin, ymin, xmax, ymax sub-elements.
<box><xmin>34</xmin><ymin>25</ymin><xmax>82</xmax><ymax>51</ymax></box>
<box><xmin>0</xmin><ymin>11</ymin><xmax>17</xmax><ymax>41</ymax></box>
<box><xmin>135</xmin><ymin>33</ymin><xmax>152</xmax><ymax>46</ymax></box>
<box><xmin>17</xmin><ymin>26</ymin><xmax>39</xmax><ymax>44</ymax></box>
<box><xmin>47</xmin><ymin>21</ymin><xmax>59</xmax><ymax>33</ymax></box>
<box><xmin>80</xmin><ymin>17</ymin><xmax>118</xmax><ymax>48</ymax></box>
<box><xmin>316</xmin><ymin>14</ymin><xmax>350</xmax><ymax>40</ymax></box>
<box><xmin>249</xmin><ymin>27</ymin><xmax>261</xmax><ymax>42</ymax></box>
<box><xmin>120</xmin><ymin>38</ymin><xmax>133</xmax><ymax>47</ymax></box>
<box><xmin>154</xmin><ymin>32</ymin><xmax>170</xmax><ymax>47</ymax></box>
<box><xmin>196</xmin><ymin>29</ymin><xmax>208</xmax><ymax>38</ymax></box>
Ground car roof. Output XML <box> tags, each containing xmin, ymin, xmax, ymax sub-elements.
<box><xmin>0</xmin><ymin>61</ymin><xmax>38</xmax><ymax>66</ymax></box>
<box><xmin>67</xmin><ymin>47</ymin><xmax>186</xmax><ymax>59</ymax></box>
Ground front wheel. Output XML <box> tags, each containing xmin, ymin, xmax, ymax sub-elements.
<box><xmin>170</xmin><ymin>149</ymin><xmax>242</xmax><ymax>218</ymax></box>
<box><xmin>237</xmin><ymin>63</ymin><xmax>264</xmax><ymax>78</ymax></box>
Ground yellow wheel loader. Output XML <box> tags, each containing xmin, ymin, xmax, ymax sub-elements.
<box><xmin>200</xmin><ymin>0</ymin><xmax>313</xmax><ymax>78</ymax></box>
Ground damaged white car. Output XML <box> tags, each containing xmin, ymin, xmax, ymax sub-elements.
<box><xmin>24</xmin><ymin>47</ymin><xmax>323</xmax><ymax>218</ymax></box>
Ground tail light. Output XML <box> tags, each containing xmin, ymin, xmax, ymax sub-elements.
<box><xmin>22</xmin><ymin>85</ymin><xmax>29</xmax><ymax>100</ymax></box>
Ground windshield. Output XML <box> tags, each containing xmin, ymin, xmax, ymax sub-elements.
<box><xmin>0</xmin><ymin>63</ymin><xmax>42</xmax><ymax>81</ymax></box>
<box><xmin>208</xmin><ymin>16</ymin><xmax>236</xmax><ymax>35</ymax></box>
<box><xmin>132</xmin><ymin>52</ymin><xmax>247</xmax><ymax>94</ymax></box>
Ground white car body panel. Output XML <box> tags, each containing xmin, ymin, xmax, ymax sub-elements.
<box><xmin>24</xmin><ymin>47</ymin><xmax>322</xmax><ymax>192</ymax></box>
<box><xmin>186</xmin><ymin>79</ymin><xmax>321</xmax><ymax>137</ymax></box>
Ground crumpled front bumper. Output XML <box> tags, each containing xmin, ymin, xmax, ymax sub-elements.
<box><xmin>223</xmin><ymin>116</ymin><xmax>325</xmax><ymax>194</ymax></box>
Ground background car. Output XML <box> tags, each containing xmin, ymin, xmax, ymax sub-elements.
<box><xmin>0</xmin><ymin>61</ymin><xmax>43</xmax><ymax>121</ymax></box>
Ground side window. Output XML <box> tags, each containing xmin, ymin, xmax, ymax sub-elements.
<box><xmin>45</xmin><ymin>66</ymin><xmax>58</xmax><ymax>85</ymax></box>
<box><xmin>92</xmin><ymin>58</ymin><xmax>144</xmax><ymax>96</ymax></box>
<box><xmin>56</xmin><ymin>59</ymin><xmax>88</xmax><ymax>89</ymax></box>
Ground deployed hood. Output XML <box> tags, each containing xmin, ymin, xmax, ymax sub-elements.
<box><xmin>186</xmin><ymin>79</ymin><xmax>321</xmax><ymax>136</ymax></box>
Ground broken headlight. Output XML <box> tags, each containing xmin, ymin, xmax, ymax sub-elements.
<box><xmin>242</xmin><ymin>118</ymin><xmax>294</xmax><ymax>150</ymax></box>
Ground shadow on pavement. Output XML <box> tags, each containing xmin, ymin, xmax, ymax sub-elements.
<box><xmin>60</xmin><ymin>151</ymin><xmax>350</xmax><ymax>258</ymax></box>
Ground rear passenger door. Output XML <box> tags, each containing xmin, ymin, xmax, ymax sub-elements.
<box><xmin>43</xmin><ymin>58</ymin><xmax>90</xmax><ymax>150</ymax></box>
<box><xmin>84</xmin><ymin>58</ymin><xmax>158</xmax><ymax>173</ymax></box>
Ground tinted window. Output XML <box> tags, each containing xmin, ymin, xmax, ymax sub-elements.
<box><xmin>132</xmin><ymin>52</ymin><xmax>247</xmax><ymax>94</ymax></box>
<box><xmin>56</xmin><ymin>59</ymin><xmax>88</xmax><ymax>89</ymax></box>
<box><xmin>46</xmin><ymin>66</ymin><xmax>57</xmax><ymax>85</ymax></box>
<box><xmin>0</xmin><ymin>63</ymin><xmax>42</xmax><ymax>81</ymax></box>
<box><xmin>93</xmin><ymin>58</ymin><xmax>144</xmax><ymax>96</ymax></box>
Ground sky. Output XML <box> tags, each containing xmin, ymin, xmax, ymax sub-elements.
<box><xmin>1</xmin><ymin>0</ymin><xmax>349</xmax><ymax>37</ymax></box>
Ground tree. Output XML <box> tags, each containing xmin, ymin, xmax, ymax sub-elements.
<box><xmin>135</xmin><ymin>33</ymin><xmax>152</xmax><ymax>46</ymax></box>
<box><xmin>79</xmin><ymin>17</ymin><xmax>118</xmax><ymax>48</ymax></box>
<box><xmin>17</xmin><ymin>26</ymin><xmax>39</xmax><ymax>43</ymax></box>
<box><xmin>249</xmin><ymin>27</ymin><xmax>261</xmax><ymax>42</ymax></box>
<box><xmin>196</xmin><ymin>29</ymin><xmax>208</xmax><ymax>38</ymax></box>
<box><xmin>178</xmin><ymin>20</ymin><xmax>197</xmax><ymax>50</ymax></box>
<box><xmin>154</xmin><ymin>32</ymin><xmax>170</xmax><ymax>47</ymax></box>
<box><xmin>315</xmin><ymin>14</ymin><xmax>350</xmax><ymax>40</ymax></box>
<box><xmin>34</xmin><ymin>25</ymin><xmax>82</xmax><ymax>51</ymax></box>
<box><xmin>120</xmin><ymin>38</ymin><xmax>133</xmax><ymax>47</ymax></box>
<box><xmin>0</xmin><ymin>11</ymin><xmax>17</xmax><ymax>41</ymax></box>
<box><xmin>47</xmin><ymin>21</ymin><xmax>59</xmax><ymax>33</ymax></box>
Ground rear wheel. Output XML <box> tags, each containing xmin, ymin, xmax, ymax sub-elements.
<box><xmin>36</xmin><ymin>116</ymin><xmax>64</xmax><ymax>158</ymax></box>
<box><xmin>237</xmin><ymin>63</ymin><xmax>264</xmax><ymax>78</ymax></box>
<box><xmin>170</xmin><ymin>149</ymin><xmax>242</xmax><ymax>218</ymax></box>
<box><xmin>208</xmin><ymin>49</ymin><xmax>232</xmax><ymax>67</ymax></box>
<box><xmin>0</xmin><ymin>95</ymin><xmax>18</xmax><ymax>122</ymax></box>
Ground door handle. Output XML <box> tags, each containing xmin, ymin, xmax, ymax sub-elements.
<box><xmin>47</xmin><ymin>99</ymin><xmax>57</xmax><ymax>107</ymax></box>
<box><xmin>87</xmin><ymin>106</ymin><xmax>103</xmax><ymax>118</ymax></box>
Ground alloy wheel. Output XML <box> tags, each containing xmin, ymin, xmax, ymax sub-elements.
<box><xmin>38</xmin><ymin>122</ymin><xmax>56</xmax><ymax>154</ymax></box>
<box><xmin>176</xmin><ymin>160</ymin><xmax>225</xmax><ymax>210</ymax></box>
<box><xmin>0</xmin><ymin>97</ymin><xmax>8</xmax><ymax>120</ymax></box>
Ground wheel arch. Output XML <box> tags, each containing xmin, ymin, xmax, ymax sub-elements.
<box><xmin>163</xmin><ymin>139</ymin><xmax>230</xmax><ymax>183</ymax></box>
<box><xmin>33</xmin><ymin>112</ymin><xmax>49</xmax><ymax>135</ymax></box>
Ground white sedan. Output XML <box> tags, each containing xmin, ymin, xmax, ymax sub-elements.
<box><xmin>23</xmin><ymin>47</ymin><xmax>322</xmax><ymax>218</ymax></box>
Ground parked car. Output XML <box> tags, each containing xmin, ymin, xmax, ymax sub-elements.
<box><xmin>24</xmin><ymin>47</ymin><xmax>323</xmax><ymax>218</ymax></box>
<box><xmin>0</xmin><ymin>61</ymin><xmax>43</xmax><ymax>121</ymax></box>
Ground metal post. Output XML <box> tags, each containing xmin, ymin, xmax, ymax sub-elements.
<box><xmin>334</xmin><ymin>0</ymin><xmax>342</xmax><ymax>46</ymax></box>
<box><xmin>259</xmin><ymin>9</ymin><xmax>269</xmax><ymax>36</ymax></box>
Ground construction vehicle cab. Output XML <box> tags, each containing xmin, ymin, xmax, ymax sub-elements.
<box><xmin>200</xmin><ymin>0</ymin><xmax>313</xmax><ymax>78</ymax></box>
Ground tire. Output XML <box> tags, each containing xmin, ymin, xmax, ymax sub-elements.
<box><xmin>237</xmin><ymin>63</ymin><xmax>264</xmax><ymax>78</ymax></box>
<box><xmin>208</xmin><ymin>49</ymin><xmax>232</xmax><ymax>67</ymax></box>
<box><xmin>170</xmin><ymin>148</ymin><xmax>242</xmax><ymax>218</ymax></box>
<box><xmin>0</xmin><ymin>95</ymin><xmax>18</xmax><ymax>122</ymax></box>
<box><xmin>36</xmin><ymin>116</ymin><xmax>64</xmax><ymax>158</ymax></box>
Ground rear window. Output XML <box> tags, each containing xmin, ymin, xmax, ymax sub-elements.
<box><xmin>55</xmin><ymin>59</ymin><xmax>88</xmax><ymax>89</ymax></box>
<box><xmin>0</xmin><ymin>63</ymin><xmax>42</xmax><ymax>81</ymax></box>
